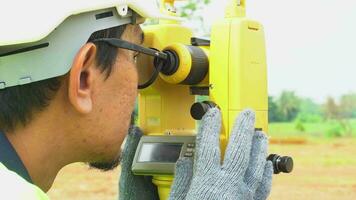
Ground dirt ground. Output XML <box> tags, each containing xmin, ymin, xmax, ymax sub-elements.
<box><xmin>48</xmin><ymin>138</ymin><xmax>356</xmax><ymax>200</ymax></box>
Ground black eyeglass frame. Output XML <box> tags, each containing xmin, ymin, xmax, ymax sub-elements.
<box><xmin>92</xmin><ymin>38</ymin><xmax>167</xmax><ymax>60</ymax></box>
<box><xmin>92</xmin><ymin>38</ymin><xmax>167</xmax><ymax>89</ymax></box>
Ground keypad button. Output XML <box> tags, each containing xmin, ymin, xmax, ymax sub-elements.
<box><xmin>184</xmin><ymin>152</ymin><xmax>194</xmax><ymax>157</ymax></box>
<box><xmin>187</xmin><ymin>143</ymin><xmax>195</xmax><ymax>148</ymax></box>
<box><xmin>186</xmin><ymin>148</ymin><xmax>194</xmax><ymax>153</ymax></box>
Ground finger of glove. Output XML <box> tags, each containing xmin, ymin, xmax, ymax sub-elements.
<box><xmin>244</xmin><ymin>131</ymin><xmax>268</xmax><ymax>191</ymax></box>
<box><xmin>169</xmin><ymin>158</ymin><xmax>194</xmax><ymax>200</ymax></box>
<box><xmin>119</xmin><ymin>175</ymin><xmax>160</xmax><ymax>200</ymax></box>
<box><xmin>253</xmin><ymin>161</ymin><xmax>273</xmax><ymax>200</ymax></box>
<box><xmin>195</xmin><ymin>107</ymin><xmax>222</xmax><ymax>173</ymax></box>
<box><xmin>119</xmin><ymin>127</ymin><xmax>159</xmax><ymax>200</ymax></box>
<box><xmin>120</xmin><ymin>126</ymin><xmax>143</xmax><ymax>169</ymax></box>
<box><xmin>223</xmin><ymin>109</ymin><xmax>255</xmax><ymax>175</ymax></box>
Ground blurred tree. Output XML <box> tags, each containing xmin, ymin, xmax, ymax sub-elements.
<box><xmin>145</xmin><ymin>0</ymin><xmax>212</xmax><ymax>35</ymax></box>
<box><xmin>323</xmin><ymin>97</ymin><xmax>339</xmax><ymax>120</ymax></box>
<box><xmin>337</xmin><ymin>94</ymin><xmax>355</xmax><ymax>136</ymax></box>
<box><xmin>297</xmin><ymin>98</ymin><xmax>322</xmax><ymax>123</ymax></box>
<box><xmin>300</xmin><ymin>98</ymin><xmax>322</xmax><ymax>115</ymax></box>
<box><xmin>176</xmin><ymin>0</ymin><xmax>212</xmax><ymax>36</ymax></box>
<box><xmin>179</xmin><ymin>0</ymin><xmax>211</xmax><ymax>18</ymax></box>
<box><xmin>339</xmin><ymin>93</ymin><xmax>356</xmax><ymax>118</ymax></box>
<box><xmin>323</xmin><ymin>96</ymin><xmax>353</xmax><ymax>136</ymax></box>
<box><xmin>277</xmin><ymin>91</ymin><xmax>301</xmax><ymax>122</ymax></box>
<box><xmin>268</xmin><ymin>96</ymin><xmax>281</xmax><ymax>122</ymax></box>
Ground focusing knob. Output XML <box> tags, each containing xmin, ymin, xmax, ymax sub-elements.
<box><xmin>190</xmin><ymin>101</ymin><xmax>217</xmax><ymax>120</ymax></box>
<box><xmin>267</xmin><ymin>154</ymin><xmax>294</xmax><ymax>174</ymax></box>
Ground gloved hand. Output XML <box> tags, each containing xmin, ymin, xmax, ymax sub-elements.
<box><xmin>119</xmin><ymin>126</ymin><xmax>159</xmax><ymax>200</ymax></box>
<box><xmin>169</xmin><ymin>108</ymin><xmax>273</xmax><ymax>200</ymax></box>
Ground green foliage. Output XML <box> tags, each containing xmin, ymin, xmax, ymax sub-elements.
<box><xmin>324</xmin><ymin>120</ymin><xmax>352</xmax><ymax>138</ymax></box>
<box><xmin>180</xmin><ymin>0</ymin><xmax>211</xmax><ymax>18</ymax></box>
<box><xmin>296</xmin><ymin>112</ymin><xmax>322</xmax><ymax>123</ymax></box>
<box><xmin>269</xmin><ymin>93</ymin><xmax>323</xmax><ymax>123</ymax></box>
<box><xmin>296</xmin><ymin>98</ymin><xmax>323</xmax><ymax>123</ymax></box>
<box><xmin>295</xmin><ymin>119</ymin><xmax>306</xmax><ymax>132</ymax></box>
<box><xmin>268</xmin><ymin>91</ymin><xmax>356</xmax><ymax>126</ymax></box>
<box><xmin>326</xmin><ymin>123</ymin><xmax>345</xmax><ymax>138</ymax></box>
<box><xmin>144</xmin><ymin>0</ymin><xmax>212</xmax><ymax>27</ymax></box>
<box><xmin>269</xmin><ymin>119</ymin><xmax>356</xmax><ymax>138</ymax></box>
<box><xmin>339</xmin><ymin>93</ymin><xmax>356</xmax><ymax>118</ymax></box>
<box><xmin>323</xmin><ymin>97</ymin><xmax>340</xmax><ymax>120</ymax></box>
<box><xmin>299</xmin><ymin>98</ymin><xmax>322</xmax><ymax>115</ymax></box>
<box><xmin>277</xmin><ymin>91</ymin><xmax>301</xmax><ymax>121</ymax></box>
<box><xmin>268</xmin><ymin>96</ymin><xmax>282</xmax><ymax>122</ymax></box>
<box><xmin>269</xmin><ymin>91</ymin><xmax>306</xmax><ymax>122</ymax></box>
<box><xmin>176</xmin><ymin>0</ymin><xmax>212</xmax><ymax>36</ymax></box>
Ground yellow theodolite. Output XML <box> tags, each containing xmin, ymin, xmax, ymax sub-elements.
<box><xmin>131</xmin><ymin>0</ymin><xmax>292</xmax><ymax>199</ymax></box>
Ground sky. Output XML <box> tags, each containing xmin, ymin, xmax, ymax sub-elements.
<box><xmin>180</xmin><ymin>0</ymin><xmax>356</xmax><ymax>103</ymax></box>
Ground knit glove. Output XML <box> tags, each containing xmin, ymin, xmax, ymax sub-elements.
<box><xmin>119</xmin><ymin>126</ymin><xmax>160</xmax><ymax>200</ymax></box>
<box><xmin>169</xmin><ymin>108</ymin><xmax>273</xmax><ymax>200</ymax></box>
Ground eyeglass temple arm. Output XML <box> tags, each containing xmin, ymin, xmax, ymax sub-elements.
<box><xmin>92</xmin><ymin>38</ymin><xmax>168</xmax><ymax>60</ymax></box>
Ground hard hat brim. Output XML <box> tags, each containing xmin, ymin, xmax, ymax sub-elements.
<box><xmin>0</xmin><ymin>0</ymin><xmax>182</xmax><ymax>46</ymax></box>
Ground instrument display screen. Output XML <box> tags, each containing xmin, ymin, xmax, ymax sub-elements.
<box><xmin>138</xmin><ymin>143</ymin><xmax>183</xmax><ymax>163</ymax></box>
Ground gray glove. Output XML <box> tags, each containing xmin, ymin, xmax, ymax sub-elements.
<box><xmin>119</xmin><ymin>126</ymin><xmax>159</xmax><ymax>200</ymax></box>
<box><xmin>169</xmin><ymin>108</ymin><xmax>273</xmax><ymax>200</ymax></box>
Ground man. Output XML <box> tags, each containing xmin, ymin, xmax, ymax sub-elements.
<box><xmin>0</xmin><ymin>0</ymin><xmax>272</xmax><ymax>199</ymax></box>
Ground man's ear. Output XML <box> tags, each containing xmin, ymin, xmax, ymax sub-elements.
<box><xmin>68</xmin><ymin>43</ymin><xmax>98</xmax><ymax>114</ymax></box>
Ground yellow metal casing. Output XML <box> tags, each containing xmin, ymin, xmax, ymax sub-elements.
<box><xmin>209</xmin><ymin>17</ymin><xmax>268</xmax><ymax>153</ymax></box>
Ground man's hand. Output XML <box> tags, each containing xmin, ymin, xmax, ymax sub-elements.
<box><xmin>169</xmin><ymin>108</ymin><xmax>273</xmax><ymax>200</ymax></box>
<box><xmin>119</xmin><ymin>126</ymin><xmax>159</xmax><ymax>200</ymax></box>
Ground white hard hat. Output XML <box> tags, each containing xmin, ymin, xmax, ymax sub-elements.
<box><xmin>0</xmin><ymin>0</ymin><xmax>181</xmax><ymax>89</ymax></box>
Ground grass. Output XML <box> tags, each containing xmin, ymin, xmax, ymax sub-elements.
<box><xmin>268</xmin><ymin>119</ymin><xmax>356</xmax><ymax>138</ymax></box>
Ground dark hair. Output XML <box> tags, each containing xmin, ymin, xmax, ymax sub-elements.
<box><xmin>0</xmin><ymin>25</ymin><xmax>127</xmax><ymax>132</ymax></box>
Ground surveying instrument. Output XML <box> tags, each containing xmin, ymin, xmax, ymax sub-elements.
<box><xmin>131</xmin><ymin>0</ymin><xmax>294</xmax><ymax>199</ymax></box>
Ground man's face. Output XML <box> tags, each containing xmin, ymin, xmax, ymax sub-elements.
<box><xmin>84</xmin><ymin>24</ymin><xmax>143</xmax><ymax>170</ymax></box>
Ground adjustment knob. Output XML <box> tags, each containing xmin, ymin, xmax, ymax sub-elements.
<box><xmin>267</xmin><ymin>154</ymin><xmax>294</xmax><ymax>174</ymax></box>
<box><xmin>190</xmin><ymin>101</ymin><xmax>217</xmax><ymax>120</ymax></box>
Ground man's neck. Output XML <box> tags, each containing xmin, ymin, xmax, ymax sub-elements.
<box><xmin>5</xmin><ymin>115</ymin><xmax>75</xmax><ymax>192</ymax></box>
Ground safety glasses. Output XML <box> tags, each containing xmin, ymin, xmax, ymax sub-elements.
<box><xmin>92</xmin><ymin>38</ymin><xmax>167</xmax><ymax>89</ymax></box>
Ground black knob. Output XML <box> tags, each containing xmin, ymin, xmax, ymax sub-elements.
<box><xmin>190</xmin><ymin>101</ymin><xmax>217</xmax><ymax>120</ymax></box>
<box><xmin>267</xmin><ymin>154</ymin><xmax>294</xmax><ymax>174</ymax></box>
